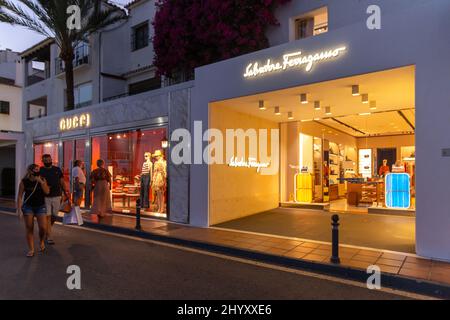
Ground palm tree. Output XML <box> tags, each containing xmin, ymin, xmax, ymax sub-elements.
<box><xmin>0</xmin><ymin>0</ymin><xmax>126</xmax><ymax>109</ymax></box>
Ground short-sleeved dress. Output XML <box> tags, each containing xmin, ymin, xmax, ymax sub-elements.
<box><xmin>90</xmin><ymin>168</ymin><xmax>112</xmax><ymax>217</ymax></box>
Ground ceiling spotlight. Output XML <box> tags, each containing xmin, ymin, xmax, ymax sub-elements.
<box><xmin>362</xmin><ymin>94</ymin><xmax>369</xmax><ymax>104</ymax></box>
<box><xmin>259</xmin><ymin>100</ymin><xmax>266</xmax><ymax>110</ymax></box>
<box><xmin>325</xmin><ymin>106</ymin><xmax>332</xmax><ymax>115</ymax></box>
<box><xmin>300</xmin><ymin>93</ymin><xmax>309</xmax><ymax>104</ymax></box>
<box><xmin>288</xmin><ymin>112</ymin><xmax>294</xmax><ymax>120</ymax></box>
<box><xmin>370</xmin><ymin>101</ymin><xmax>377</xmax><ymax>110</ymax></box>
<box><xmin>274</xmin><ymin>106</ymin><xmax>281</xmax><ymax>115</ymax></box>
<box><xmin>314</xmin><ymin>101</ymin><xmax>321</xmax><ymax>110</ymax></box>
<box><xmin>352</xmin><ymin>85</ymin><xmax>360</xmax><ymax>96</ymax></box>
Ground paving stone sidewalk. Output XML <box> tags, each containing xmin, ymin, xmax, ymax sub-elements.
<box><xmin>84</xmin><ymin>213</ymin><xmax>450</xmax><ymax>287</ymax></box>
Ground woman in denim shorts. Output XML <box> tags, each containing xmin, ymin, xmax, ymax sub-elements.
<box><xmin>17</xmin><ymin>164</ymin><xmax>50</xmax><ymax>257</ymax></box>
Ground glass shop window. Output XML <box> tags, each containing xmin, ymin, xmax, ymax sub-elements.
<box><xmin>34</xmin><ymin>142</ymin><xmax>59</xmax><ymax>167</ymax></box>
<box><xmin>91</xmin><ymin>128</ymin><xmax>168</xmax><ymax>218</ymax></box>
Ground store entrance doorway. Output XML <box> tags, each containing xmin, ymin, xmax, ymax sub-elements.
<box><xmin>209</xmin><ymin>65</ymin><xmax>416</xmax><ymax>252</ymax></box>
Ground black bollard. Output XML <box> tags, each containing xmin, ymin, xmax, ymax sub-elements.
<box><xmin>330</xmin><ymin>214</ymin><xmax>340</xmax><ymax>264</ymax></box>
<box><xmin>136</xmin><ymin>198</ymin><xmax>142</xmax><ymax>231</ymax></box>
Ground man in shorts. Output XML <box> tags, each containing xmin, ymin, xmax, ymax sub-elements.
<box><xmin>40</xmin><ymin>154</ymin><xmax>69</xmax><ymax>245</ymax></box>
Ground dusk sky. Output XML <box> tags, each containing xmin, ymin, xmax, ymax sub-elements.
<box><xmin>0</xmin><ymin>0</ymin><xmax>131</xmax><ymax>52</ymax></box>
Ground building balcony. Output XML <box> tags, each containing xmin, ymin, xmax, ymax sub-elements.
<box><xmin>55</xmin><ymin>43</ymin><xmax>90</xmax><ymax>76</ymax></box>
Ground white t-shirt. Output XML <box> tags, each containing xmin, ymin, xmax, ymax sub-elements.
<box><xmin>72</xmin><ymin>166</ymin><xmax>87</xmax><ymax>184</ymax></box>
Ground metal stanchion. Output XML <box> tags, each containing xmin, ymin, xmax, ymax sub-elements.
<box><xmin>136</xmin><ymin>198</ymin><xmax>142</xmax><ymax>231</ymax></box>
<box><xmin>330</xmin><ymin>214</ymin><xmax>340</xmax><ymax>264</ymax></box>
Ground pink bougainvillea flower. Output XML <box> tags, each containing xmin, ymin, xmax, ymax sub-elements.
<box><xmin>153</xmin><ymin>0</ymin><xmax>291</xmax><ymax>77</ymax></box>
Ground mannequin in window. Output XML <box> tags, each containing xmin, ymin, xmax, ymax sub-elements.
<box><xmin>379</xmin><ymin>159</ymin><xmax>390</xmax><ymax>177</ymax></box>
<box><xmin>140</xmin><ymin>152</ymin><xmax>153</xmax><ymax>209</ymax></box>
<box><xmin>152</xmin><ymin>150</ymin><xmax>167</xmax><ymax>213</ymax></box>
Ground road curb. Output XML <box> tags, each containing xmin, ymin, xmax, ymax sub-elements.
<box><xmin>46</xmin><ymin>214</ymin><xmax>450</xmax><ymax>300</ymax></box>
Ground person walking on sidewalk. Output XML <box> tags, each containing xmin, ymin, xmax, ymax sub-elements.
<box><xmin>39</xmin><ymin>154</ymin><xmax>70</xmax><ymax>245</ymax></box>
<box><xmin>90</xmin><ymin>159</ymin><xmax>112</xmax><ymax>222</ymax></box>
<box><xmin>17</xmin><ymin>164</ymin><xmax>50</xmax><ymax>257</ymax></box>
<box><xmin>72</xmin><ymin>160</ymin><xmax>86</xmax><ymax>206</ymax></box>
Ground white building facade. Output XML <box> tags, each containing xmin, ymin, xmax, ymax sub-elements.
<box><xmin>190</xmin><ymin>0</ymin><xmax>450</xmax><ymax>262</ymax></box>
<box><xmin>21</xmin><ymin>0</ymin><xmax>450</xmax><ymax>262</ymax></box>
<box><xmin>0</xmin><ymin>49</ymin><xmax>24</xmax><ymax>198</ymax></box>
<box><xmin>21</xmin><ymin>0</ymin><xmax>190</xmax><ymax>223</ymax></box>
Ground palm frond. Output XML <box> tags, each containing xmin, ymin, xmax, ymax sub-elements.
<box><xmin>0</xmin><ymin>0</ymin><xmax>53</xmax><ymax>37</ymax></box>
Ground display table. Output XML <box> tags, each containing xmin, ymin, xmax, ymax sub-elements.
<box><xmin>346</xmin><ymin>180</ymin><xmax>385</xmax><ymax>207</ymax></box>
<box><xmin>112</xmin><ymin>192</ymin><xmax>126</xmax><ymax>207</ymax></box>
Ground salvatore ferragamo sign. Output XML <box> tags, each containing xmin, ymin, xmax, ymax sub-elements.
<box><xmin>59</xmin><ymin>113</ymin><xmax>91</xmax><ymax>131</ymax></box>
<box><xmin>243</xmin><ymin>46</ymin><xmax>347</xmax><ymax>78</ymax></box>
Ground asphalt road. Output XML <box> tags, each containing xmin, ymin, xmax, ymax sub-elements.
<box><xmin>0</xmin><ymin>212</ymin><xmax>412</xmax><ymax>300</ymax></box>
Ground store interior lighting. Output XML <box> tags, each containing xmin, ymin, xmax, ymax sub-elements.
<box><xmin>274</xmin><ymin>106</ymin><xmax>281</xmax><ymax>115</ymax></box>
<box><xmin>300</xmin><ymin>93</ymin><xmax>309</xmax><ymax>104</ymax></box>
<box><xmin>352</xmin><ymin>85</ymin><xmax>360</xmax><ymax>96</ymax></box>
<box><xmin>362</xmin><ymin>94</ymin><xmax>369</xmax><ymax>104</ymax></box>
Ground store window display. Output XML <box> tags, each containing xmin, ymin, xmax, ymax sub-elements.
<box><xmin>91</xmin><ymin>128</ymin><xmax>168</xmax><ymax>218</ymax></box>
<box><xmin>139</xmin><ymin>152</ymin><xmax>153</xmax><ymax>209</ymax></box>
<box><xmin>152</xmin><ymin>150</ymin><xmax>167</xmax><ymax>214</ymax></box>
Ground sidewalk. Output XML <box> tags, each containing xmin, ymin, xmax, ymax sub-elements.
<box><xmin>1</xmin><ymin>202</ymin><xmax>449</xmax><ymax>297</ymax></box>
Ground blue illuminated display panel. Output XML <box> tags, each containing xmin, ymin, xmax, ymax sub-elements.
<box><xmin>385</xmin><ymin>173</ymin><xmax>411</xmax><ymax>209</ymax></box>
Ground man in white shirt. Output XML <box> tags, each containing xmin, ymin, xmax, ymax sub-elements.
<box><xmin>72</xmin><ymin>160</ymin><xmax>86</xmax><ymax>206</ymax></box>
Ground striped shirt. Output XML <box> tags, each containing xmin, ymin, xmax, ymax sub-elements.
<box><xmin>142</xmin><ymin>161</ymin><xmax>152</xmax><ymax>175</ymax></box>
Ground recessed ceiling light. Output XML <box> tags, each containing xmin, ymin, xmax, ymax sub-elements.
<box><xmin>274</xmin><ymin>106</ymin><xmax>281</xmax><ymax>115</ymax></box>
<box><xmin>259</xmin><ymin>100</ymin><xmax>266</xmax><ymax>110</ymax></box>
<box><xmin>301</xmin><ymin>119</ymin><xmax>313</xmax><ymax>122</ymax></box>
<box><xmin>359</xmin><ymin>112</ymin><xmax>371</xmax><ymax>116</ymax></box>
<box><xmin>300</xmin><ymin>93</ymin><xmax>309</xmax><ymax>104</ymax></box>
<box><xmin>314</xmin><ymin>101</ymin><xmax>321</xmax><ymax>110</ymax></box>
<box><xmin>288</xmin><ymin>111</ymin><xmax>294</xmax><ymax>120</ymax></box>
<box><xmin>352</xmin><ymin>85</ymin><xmax>360</xmax><ymax>96</ymax></box>
<box><xmin>362</xmin><ymin>94</ymin><xmax>369</xmax><ymax>104</ymax></box>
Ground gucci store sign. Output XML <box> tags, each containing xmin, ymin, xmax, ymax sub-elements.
<box><xmin>243</xmin><ymin>46</ymin><xmax>347</xmax><ymax>78</ymax></box>
<box><xmin>59</xmin><ymin>113</ymin><xmax>91</xmax><ymax>131</ymax></box>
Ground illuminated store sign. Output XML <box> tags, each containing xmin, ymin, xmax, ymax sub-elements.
<box><xmin>59</xmin><ymin>113</ymin><xmax>91</xmax><ymax>131</ymax></box>
<box><xmin>228</xmin><ymin>157</ymin><xmax>271</xmax><ymax>173</ymax></box>
<box><xmin>243</xmin><ymin>46</ymin><xmax>347</xmax><ymax>78</ymax></box>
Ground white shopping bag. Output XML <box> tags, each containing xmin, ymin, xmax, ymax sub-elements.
<box><xmin>74</xmin><ymin>206</ymin><xmax>84</xmax><ymax>226</ymax></box>
<box><xmin>63</xmin><ymin>206</ymin><xmax>84</xmax><ymax>226</ymax></box>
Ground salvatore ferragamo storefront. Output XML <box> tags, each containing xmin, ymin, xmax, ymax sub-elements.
<box><xmin>189</xmin><ymin>2</ymin><xmax>450</xmax><ymax>262</ymax></box>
